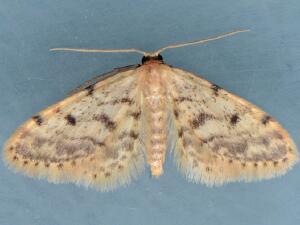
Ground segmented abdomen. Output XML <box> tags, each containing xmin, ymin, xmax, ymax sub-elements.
<box><xmin>145</xmin><ymin>95</ymin><xmax>167</xmax><ymax>176</ymax></box>
<box><xmin>140</xmin><ymin>66</ymin><xmax>168</xmax><ymax>177</ymax></box>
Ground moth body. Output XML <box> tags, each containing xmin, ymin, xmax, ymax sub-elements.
<box><xmin>140</xmin><ymin>59</ymin><xmax>168</xmax><ymax>176</ymax></box>
<box><xmin>3</xmin><ymin>55</ymin><xmax>298</xmax><ymax>191</ymax></box>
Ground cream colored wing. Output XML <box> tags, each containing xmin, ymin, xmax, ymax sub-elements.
<box><xmin>4</xmin><ymin>65</ymin><xmax>145</xmax><ymax>191</ymax></box>
<box><xmin>166</xmin><ymin>67</ymin><xmax>298</xmax><ymax>186</ymax></box>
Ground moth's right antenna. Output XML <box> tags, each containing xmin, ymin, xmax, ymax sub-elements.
<box><xmin>152</xmin><ymin>29</ymin><xmax>250</xmax><ymax>56</ymax></box>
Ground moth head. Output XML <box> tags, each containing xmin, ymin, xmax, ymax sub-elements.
<box><xmin>141</xmin><ymin>54</ymin><xmax>164</xmax><ymax>64</ymax></box>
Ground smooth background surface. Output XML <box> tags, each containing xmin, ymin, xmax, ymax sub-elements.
<box><xmin>0</xmin><ymin>1</ymin><xmax>299</xmax><ymax>225</ymax></box>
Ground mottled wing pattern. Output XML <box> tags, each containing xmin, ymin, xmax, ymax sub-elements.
<box><xmin>166</xmin><ymin>67</ymin><xmax>298</xmax><ymax>186</ymax></box>
<box><xmin>4</xmin><ymin>66</ymin><xmax>145</xmax><ymax>191</ymax></box>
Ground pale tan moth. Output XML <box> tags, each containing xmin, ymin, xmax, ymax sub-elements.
<box><xmin>3</xmin><ymin>30</ymin><xmax>298</xmax><ymax>191</ymax></box>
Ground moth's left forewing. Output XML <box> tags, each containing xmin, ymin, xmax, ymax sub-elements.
<box><xmin>165</xmin><ymin>66</ymin><xmax>298</xmax><ymax>186</ymax></box>
<box><xmin>4</xmin><ymin>66</ymin><xmax>145</xmax><ymax>191</ymax></box>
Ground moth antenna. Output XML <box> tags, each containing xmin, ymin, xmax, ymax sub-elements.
<box><xmin>49</xmin><ymin>47</ymin><xmax>147</xmax><ymax>56</ymax></box>
<box><xmin>49</xmin><ymin>29</ymin><xmax>250</xmax><ymax>57</ymax></box>
<box><xmin>152</xmin><ymin>29</ymin><xmax>250</xmax><ymax>56</ymax></box>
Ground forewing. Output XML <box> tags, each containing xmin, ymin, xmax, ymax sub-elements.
<box><xmin>166</xmin><ymin>67</ymin><xmax>298</xmax><ymax>186</ymax></box>
<box><xmin>4</xmin><ymin>66</ymin><xmax>145</xmax><ymax>191</ymax></box>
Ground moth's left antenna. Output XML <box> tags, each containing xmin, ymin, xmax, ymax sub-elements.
<box><xmin>49</xmin><ymin>47</ymin><xmax>147</xmax><ymax>55</ymax></box>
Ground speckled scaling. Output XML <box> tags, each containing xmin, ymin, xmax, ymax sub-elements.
<box><xmin>3</xmin><ymin>30</ymin><xmax>298</xmax><ymax>191</ymax></box>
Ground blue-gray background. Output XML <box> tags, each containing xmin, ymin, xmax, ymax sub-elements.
<box><xmin>0</xmin><ymin>1</ymin><xmax>299</xmax><ymax>225</ymax></box>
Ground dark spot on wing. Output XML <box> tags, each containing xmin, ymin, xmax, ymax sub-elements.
<box><xmin>118</xmin><ymin>164</ymin><xmax>124</xmax><ymax>170</ymax></box>
<box><xmin>65</xmin><ymin>114</ymin><xmax>76</xmax><ymax>126</ymax></box>
<box><xmin>178</xmin><ymin>128</ymin><xmax>183</xmax><ymax>138</ymax></box>
<box><xmin>174</xmin><ymin>97</ymin><xmax>193</xmax><ymax>103</ymax></box>
<box><xmin>260</xmin><ymin>137</ymin><xmax>270</xmax><ymax>146</ymax></box>
<box><xmin>104</xmin><ymin>172</ymin><xmax>111</xmax><ymax>177</ymax></box>
<box><xmin>85</xmin><ymin>84</ymin><xmax>95</xmax><ymax>96</ymax></box>
<box><xmin>32</xmin><ymin>115</ymin><xmax>43</xmax><ymax>126</ymax></box>
<box><xmin>57</xmin><ymin>163</ymin><xmax>64</xmax><ymax>169</ymax></box>
<box><xmin>131</xmin><ymin>111</ymin><xmax>141</xmax><ymax>120</ymax></box>
<box><xmin>211</xmin><ymin>84</ymin><xmax>222</xmax><ymax>95</ymax></box>
<box><xmin>71</xmin><ymin>160</ymin><xmax>76</xmax><ymax>167</ymax></box>
<box><xmin>98</xmin><ymin>141</ymin><xmax>106</xmax><ymax>147</ymax></box>
<box><xmin>123</xmin><ymin>141</ymin><xmax>134</xmax><ymax>152</ymax></box>
<box><xmin>202</xmin><ymin>135</ymin><xmax>225</xmax><ymax>144</ymax></box>
<box><xmin>89</xmin><ymin>156</ymin><xmax>95</xmax><ymax>162</ymax></box>
<box><xmin>230</xmin><ymin>113</ymin><xmax>240</xmax><ymax>126</ymax></box>
<box><xmin>92</xmin><ymin>114</ymin><xmax>101</xmax><ymax>121</ymax></box>
<box><xmin>261</xmin><ymin>115</ymin><xmax>272</xmax><ymax>125</ymax></box>
<box><xmin>112</xmin><ymin>97</ymin><xmax>133</xmax><ymax>105</ymax></box>
<box><xmin>174</xmin><ymin>109</ymin><xmax>179</xmax><ymax>119</ymax></box>
<box><xmin>282</xmin><ymin>157</ymin><xmax>288</xmax><ymax>162</ymax></box>
<box><xmin>191</xmin><ymin>113</ymin><xmax>214</xmax><ymax>128</ymax></box>
<box><xmin>129</xmin><ymin>130</ymin><xmax>139</xmax><ymax>139</ymax></box>
<box><xmin>121</xmin><ymin>97</ymin><xmax>133</xmax><ymax>104</ymax></box>
<box><xmin>118</xmin><ymin>132</ymin><xmax>128</xmax><ymax>140</ymax></box>
<box><xmin>93</xmin><ymin>113</ymin><xmax>116</xmax><ymax>130</ymax></box>
<box><xmin>205</xmin><ymin>166</ymin><xmax>211</xmax><ymax>172</ymax></box>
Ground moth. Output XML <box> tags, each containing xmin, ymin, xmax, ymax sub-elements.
<box><xmin>4</xmin><ymin>30</ymin><xmax>298</xmax><ymax>191</ymax></box>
